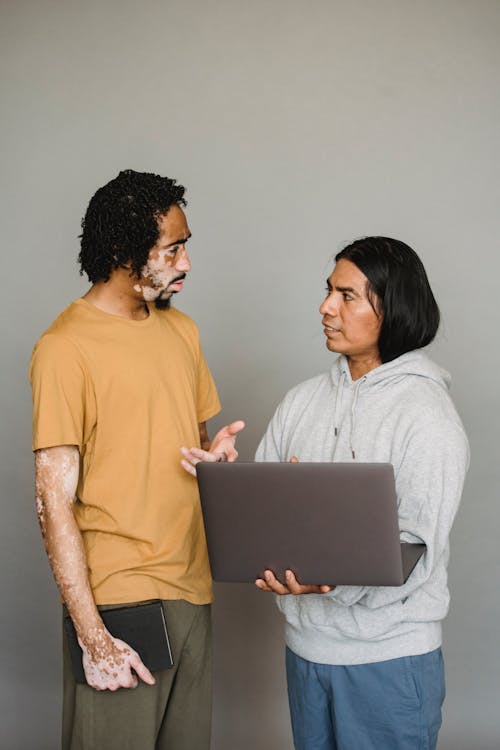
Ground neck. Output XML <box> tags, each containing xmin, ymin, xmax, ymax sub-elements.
<box><xmin>347</xmin><ymin>354</ymin><xmax>382</xmax><ymax>381</ymax></box>
<box><xmin>83</xmin><ymin>271</ymin><xmax>149</xmax><ymax>320</ymax></box>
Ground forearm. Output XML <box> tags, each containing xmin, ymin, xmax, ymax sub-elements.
<box><xmin>198</xmin><ymin>422</ymin><xmax>211</xmax><ymax>451</ymax></box>
<box><xmin>40</xmin><ymin>501</ymin><xmax>106</xmax><ymax>644</ymax></box>
<box><xmin>35</xmin><ymin>448</ymin><xmax>106</xmax><ymax>647</ymax></box>
<box><xmin>35</xmin><ymin>447</ymin><xmax>154</xmax><ymax>690</ymax></box>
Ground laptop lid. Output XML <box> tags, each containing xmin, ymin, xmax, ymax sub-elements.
<box><xmin>197</xmin><ymin>462</ymin><xmax>425</xmax><ymax>587</ymax></box>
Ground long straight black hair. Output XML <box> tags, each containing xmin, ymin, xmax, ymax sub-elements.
<box><xmin>335</xmin><ymin>237</ymin><xmax>440</xmax><ymax>363</ymax></box>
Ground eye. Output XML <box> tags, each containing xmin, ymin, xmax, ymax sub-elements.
<box><xmin>324</xmin><ymin>286</ymin><xmax>332</xmax><ymax>295</ymax></box>
<box><xmin>342</xmin><ymin>292</ymin><xmax>353</xmax><ymax>301</ymax></box>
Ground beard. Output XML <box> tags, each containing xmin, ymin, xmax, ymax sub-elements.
<box><xmin>152</xmin><ymin>272</ymin><xmax>186</xmax><ymax>310</ymax></box>
<box><xmin>154</xmin><ymin>295</ymin><xmax>172</xmax><ymax>310</ymax></box>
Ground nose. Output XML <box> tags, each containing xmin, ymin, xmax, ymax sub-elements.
<box><xmin>319</xmin><ymin>291</ymin><xmax>337</xmax><ymax>317</ymax></box>
<box><xmin>175</xmin><ymin>247</ymin><xmax>191</xmax><ymax>272</ymax></box>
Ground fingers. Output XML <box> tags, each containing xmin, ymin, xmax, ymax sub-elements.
<box><xmin>216</xmin><ymin>421</ymin><xmax>245</xmax><ymax>439</ymax></box>
<box><xmin>290</xmin><ymin>456</ymin><xmax>299</xmax><ymax>463</ymax></box>
<box><xmin>181</xmin><ymin>459</ymin><xmax>197</xmax><ymax>477</ymax></box>
<box><xmin>256</xmin><ymin>570</ymin><xmax>290</xmax><ymax>595</ymax></box>
<box><xmin>255</xmin><ymin>578</ymin><xmax>273</xmax><ymax>592</ymax></box>
<box><xmin>210</xmin><ymin>420</ymin><xmax>245</xmax><ymax>447</ymax></box>
<box><xmin>93</xmin><ymin>663</ymin><xmax>143</xmax><ymax>691</ymax></box>
<box><xmin>180</xmin><ymin>446</ymin><xmax>218</xmax><ymax>476</ymax></box>
<box><xmin>255</xmin><ymin>569</ymin><xmax>332</xmax><ymax>596</ymax></box>
<box><xmin>285</xmin><ymin>570</ymin><xmax>326</xmax><ymax>594</ymax></box>
<box><xmin>227</xmin><ymin>420</ymin><xmax>245</xmax><ymax>436</ymax></box>
<box><xmin>85</xmin><ymin>639</ymin><xmax>155</xmax><ymax>690</ymax></box>
<box><xmin>181</xmin><ymin>447</ymin><xmax>218</xmax><ymax>463</ymax></box>
<box><xmin>107</xmin><ymin>677</ymin><xmax>130</xmax><ymax>691</ymax></box>
<box><xmin>284</xmin><ymin>570</ymin><xmax>304</xmax><ymax>593</ymax></box>
<box><xmin>129</xmin><ymin>652</ymin><xmax>156</xmax><ymax>686</ymax></box>
<box><xmin>285</xmin><ymin>570</ymin><xmax>332</xmax><ymax>594</ymax></box>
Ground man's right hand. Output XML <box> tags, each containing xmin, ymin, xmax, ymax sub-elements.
<box><xmin>180</xmin><ymin>420</ymin><xmax>245</xmax><ymax>477</ymax></box>
<box><xmin>80</xmin><ymin>630</ymin><xmax>156</xmax><ymax>691</ymax></box>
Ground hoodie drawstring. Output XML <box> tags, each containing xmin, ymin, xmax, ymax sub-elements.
<box><xmin>333</xmin><ymin>371</ymin><xmax>346</xmax><ymax>438</ymax></box>
<box><xmin>350</xmin><ymin>377</ymin><xmax>366</xmax><ymax>459</ymax></box>
<box><xmin>333</xmin><ymin>369</ymin><xmax>366</xmax><ymax>460</ymax></box>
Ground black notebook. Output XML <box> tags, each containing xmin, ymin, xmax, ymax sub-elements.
<box><xmin>64</xmin><ymin>601</ymin><xmax>174</xmax><ymax>684</ymax></box>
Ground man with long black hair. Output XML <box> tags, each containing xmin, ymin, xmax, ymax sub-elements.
<box><xmin>183</xmin><ymin>236</ymin><xmax>468</xmax><ymax>750</ymax></box>
<box><xmin>30</xmin><ymin>169</ymin><xmax>243</xmax><ymax>750</ymax></box>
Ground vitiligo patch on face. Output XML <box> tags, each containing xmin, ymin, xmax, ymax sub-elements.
<box><xmin>136</xmin><ymin>248</ymin><xmax>184</xmax><ymax>302</ymax></box>
<box><xmin>134</xmin><ymin>282</ymin><xmax>159</xmax><ymax>302</ymax></box>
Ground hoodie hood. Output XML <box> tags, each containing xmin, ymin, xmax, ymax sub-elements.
<box><xmin>330</xmin><ymin>350</ymin><xmax>451</xmax><ymax>391</ymax></box>
<box><xmin>329</xmin><ymin>350</ymin><xmax>451</xmax><ymax>459</ymax></box>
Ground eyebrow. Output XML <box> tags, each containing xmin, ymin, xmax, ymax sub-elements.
<box><xmin>326</xmin><ymin>280</ymin><xmax>360</xmax><ymax>296</ymax></box>
<box><xmin>164</xmin><ymin>233</ymin><xmax>192</xmax><ymax>248</ymax></box>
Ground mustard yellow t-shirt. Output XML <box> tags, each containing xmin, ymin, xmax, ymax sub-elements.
<box><xmin>30</xmin><ymin>298</ymin><xmax>221</xmax><ymax>605</ymax></box>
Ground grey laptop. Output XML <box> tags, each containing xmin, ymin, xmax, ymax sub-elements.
<box><xmin>197</xmin><ymin>462</ymin><xmax>425</xmax><ymax>587</ymax></box>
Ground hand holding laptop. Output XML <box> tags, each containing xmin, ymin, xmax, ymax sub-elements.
<box><xmin>255</xmin><ymin>568</ymin><xmax>334</xmax><ymax>595</ymax></box>
<box><xmin>254</xmin><ymin>456</ymin><xmax>334</xmax><ymax>595</ymax></box>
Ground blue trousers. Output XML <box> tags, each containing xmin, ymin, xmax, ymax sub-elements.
<box><xmin>286</xmin><ymin>647</ymin><xmax>445</xmax><ymax>750</ymax></box>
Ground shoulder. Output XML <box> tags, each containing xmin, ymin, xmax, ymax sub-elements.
<box><xmin>398</xmin><ymin>373</ymin><xmax>464</xmax><ymax>431</ymax></box>
<box><xmin>32</xmin><ymin>303</ymin><xmax>86</xmax><ymax>358</ymax></box>
<box><xmin>33</xmin><ymin>300</ymin><xmax>92</xmax><ymax>346</ymax></box>
<box><xmin>273</xmin><ymin>371</ymin><xmax>331</xmax><ymax>422</ymax></box>
<box><xmin>377</xmin><ymin>353</ymin><xmax>463</xmax><ymax>427</ymax></box>
<box><xmin>284</xmin><ymin>372</ymin><xmax>330</xmax><ymax>402</ymax></box>
<box><xmin>393</xmin><ymin>376</ymin><xmax>468</xmax><ymax>460</ymax></box>
<box><xmin>157</xmin><ymin>306</ymin><xmax>200</xmax><ymax>339</ymax></box>
<box><xmin>30</xmin><ymin>333</ymin><xmax>87</xmax><ymax>389</ymax></box>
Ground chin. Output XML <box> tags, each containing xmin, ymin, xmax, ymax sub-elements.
<box><xmin>154</xmin><ymin>296</ymin><xmax>172</xmax><ymax>310</ymax></box>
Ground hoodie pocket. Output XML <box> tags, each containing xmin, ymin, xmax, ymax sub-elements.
<box><xmin>293</xmin><ymin>595</ymin><xmax>406</xmax><ymax>642</ymax></box>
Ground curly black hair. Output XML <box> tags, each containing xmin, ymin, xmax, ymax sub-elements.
<box><xmin>78</xmin><ymin>169</ymin><xmax>187</xmax><ymax>283</ymax></box>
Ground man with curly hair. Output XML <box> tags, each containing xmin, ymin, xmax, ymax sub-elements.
<box><xmin>30</xmin><ymin>169</ymin><xmax>243</xmax><ymax>750</ymax></box>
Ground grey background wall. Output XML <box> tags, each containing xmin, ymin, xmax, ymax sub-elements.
<box><xmin>1</xmin><ymin>1</ymin><xmax>499</xmax><ymax>748</ymax></box>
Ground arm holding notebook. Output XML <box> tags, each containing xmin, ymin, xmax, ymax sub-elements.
<box><xmin>35</xmin><ymin>445</ymin><xmax>155</xmax><ymax>691</ymax></box>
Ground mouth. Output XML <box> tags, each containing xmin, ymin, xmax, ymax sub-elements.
<box><xmin>169</xmin><ymin>281</ymin><xmax>184</xmax><ymax>292</ymax></box>
<box><xmin>168</xmin><ymin>274</ymin><xmax>187</xmax><ymax>292</ymax></box>
<box><xmin>322</xmin><ymin>319</ymin><xmax>340</xmax><ymax>335</ymax></box>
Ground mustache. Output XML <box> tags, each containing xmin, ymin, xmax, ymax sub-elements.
<box><xmin>169</xmin><ymin>273</ymin><xmax>186</xmax><ymax>284</ymax></box>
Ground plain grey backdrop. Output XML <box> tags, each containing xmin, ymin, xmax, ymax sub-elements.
<box><xmin>1</xmin><ymin>1</ymin><xmax>499</xmax><ymax>748</ymax></box>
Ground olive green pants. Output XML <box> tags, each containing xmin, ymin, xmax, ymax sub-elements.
<box><xmin>62</xmin><ymin>600</ymin><xmax>212</xmax><ymax>750</ymax></box>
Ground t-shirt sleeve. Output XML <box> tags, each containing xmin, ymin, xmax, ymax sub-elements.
<box><xmin>30</xmin><ymin>333</ymin><xmax>93</xmax><ymax>451</ymax></box>
<box><xmin>196</xmin><ymin>346</ymin><xmax>221</xmax><ymax>423</ymax></box>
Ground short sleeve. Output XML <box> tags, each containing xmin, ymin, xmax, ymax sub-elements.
<box><xmin>29</xmin><ymin>334</ymin><xmax>95</xmax><ymax>451</ymax></box>
<box><xmin>196</xmin><ymin>346</ymin><xmax>221</xmax><ymax>423</ymax></box>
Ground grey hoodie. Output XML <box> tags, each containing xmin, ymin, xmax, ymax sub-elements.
<box><xmin>255</xmin><ymin>351</ymin><xmax>469</xmax><ymax>665</ymax></box>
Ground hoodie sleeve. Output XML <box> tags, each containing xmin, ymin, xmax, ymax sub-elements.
<box><xmin>326</xmin><ymin>416</ymin><xmax>469</xmax><ymax>608</ymax></box>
